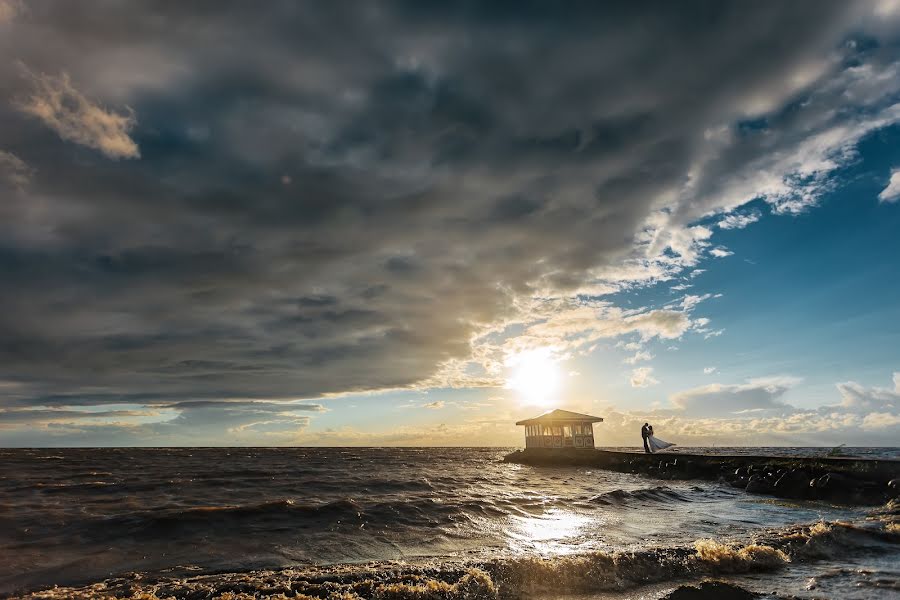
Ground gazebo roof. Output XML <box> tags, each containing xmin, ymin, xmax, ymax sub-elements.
<box><xmin>515</xmin><ymin>409</ymin><xmax>604</xmax><ymax>426</ymax></box>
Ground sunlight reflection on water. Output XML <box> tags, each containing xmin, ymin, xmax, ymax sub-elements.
<box><xmin>507</xmin><ymin>508</ymin><xmax>603</xmax><ymax>555</ymax></box>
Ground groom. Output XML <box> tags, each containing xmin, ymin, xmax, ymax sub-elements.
<box><xmin>641</xmin><ymin>423</ymin><xmax>651</xmax><ymax>453</ymax></box>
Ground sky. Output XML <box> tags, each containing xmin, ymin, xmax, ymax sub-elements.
<box><xmin>1</xmin><ymin>1</ymin><xmax>899</xmax><ymax>447</ymax></box>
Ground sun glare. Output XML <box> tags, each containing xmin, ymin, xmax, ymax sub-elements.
<box><xmin>505</xmin><ymin>348</ymin><xmax>562</xmax><ymax>407</ymax></box>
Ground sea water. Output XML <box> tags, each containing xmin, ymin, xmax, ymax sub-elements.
<box><xmin>0</xmin><ymin>447</ymin><xmax>897</xmax><ymax>598</ymax></box>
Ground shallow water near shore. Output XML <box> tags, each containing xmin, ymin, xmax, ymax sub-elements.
<box><xmin>1</xmin><ymin>447</ymin><xmax>898</xmax><ymax>598</ymax></box>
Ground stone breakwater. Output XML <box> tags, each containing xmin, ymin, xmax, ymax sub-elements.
<box><xmin>503</xmin><ymin>449</ymin><xmax>900</xmax><ymax>505</ymax></box>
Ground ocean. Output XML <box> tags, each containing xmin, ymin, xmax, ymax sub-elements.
<box><xmin>1</xmin><ymin>447</ymin><xmax>898</xmax><ymax>599</ymax></box>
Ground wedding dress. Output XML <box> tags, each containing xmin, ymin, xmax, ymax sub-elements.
<box><xmin>648</xmin><ymin>435</ymin><xmax>674</xmax><ymax>452</ymax></box>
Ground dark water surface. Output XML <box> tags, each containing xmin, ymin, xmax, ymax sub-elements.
<box><xmin>1</xmin><ymin>447</ymin><xmax>898</xmax><ymax>598</ymax></box>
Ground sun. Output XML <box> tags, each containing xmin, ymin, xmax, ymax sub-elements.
<box><xmin>505</xmin><ymin>347</ymin><xmax>562</xmax><ymax>407</ymax></box>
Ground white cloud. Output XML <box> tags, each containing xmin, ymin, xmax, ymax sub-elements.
<box><xmin>643</xmin><ymin>222</ymin><xmax>715</xmax><ymax>270</ymax></box>
<box><xmin>623</xmin><ymin>310</ymin><xmax>693</xmax><ymax>340</ymax></box>
<box><xmin>681</xmin><ymin>293</ymin><xmax>713</xmax><ymax>311</ymax></box>
<box><xmin>17</xmin><ymin>70</ymin><xmax>140</xmax><ymax>159</ymax></box>
<box><xmin>623</xmin><ymin>350</ymin><xmax>654</xmax><ymax>365</ymax></box>
<box><xmin>595</xmin><ymin>374</ymin><xmax>900</xmax><ymax>445</ymax></box>
<box><xmin>703</xmin><ymin>366</ymin><xmax>717</xmax><ymax>375</ymax></box>
<box><xmin>879</xmin><ymin>168</ymin><xmax>900</xmax><ymax>203</ymax></box>
<box><xmin>670</xmin><ymin>376</ymin><xmax>800</xmax><ymax>417</ymax></box>
<box><xmin>834</xmin><ymin>374</ymin><xmax>899</xmax><ymax>412</ymax></box>
<box><xmin>0</xmin><ymin>150</ymin><xmax>32</xmax><ymax>188</ymax></box>
<box><xmin>709</xmin><ymin>247</ymin><xmax>734</xmax><ymax>258</ymax></box>
<box><xmin>593</xmin><ymin>407</ymin><xmax>900</xmax><ymax>447</ymax></box>
<box><xmin>617</xmin><ymin>341</ymin><xmax>643</xmax><ymax>352</ymax></box>
<box><xmin>630</xmin><ymin>367</ymin><xmax>659</xmax><ymax>388</ymax></box>
<box><xmin>862</xmin><ymin>412</ymin><xmax>900</xmax><ymax>429</ymax></box>
<box><xmin>718</xmin><ymin>211</ymin><xmax>761</xmax><ymax>230</ymax></box>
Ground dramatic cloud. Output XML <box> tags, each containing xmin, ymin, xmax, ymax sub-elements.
<box><xmin>0</xmin><ymin>3</ymin><xmax>899</xmax><ymax>443</ymax></box>
<box><xmin>880</xmin><ymin>168</ymin><xmax>900</xmax><ymax>202</ymax></box>
<box><xmin>16</xmin><ymin>70</ymin><xmax>139</xmax><ymax>159</ymax></box>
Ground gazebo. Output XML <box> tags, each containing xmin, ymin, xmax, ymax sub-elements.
<box><xmin>515</xmin><ymin>409</ymin><xmax>603</xmax><ymax>449</ymax></box>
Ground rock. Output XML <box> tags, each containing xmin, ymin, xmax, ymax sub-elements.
<box><xmin>661</xmin><ymin>580</ymin><xmax>758</xmax><ymax>599</ymax></box>
<box><xmin>889</xmin><ymin>479</ymin><xmax>900</xmax><ymax>498</ymax></box>
<box><xmin>813</xmin><ymin>472</ymin><xmax>853</xmax><ymax>493</ymax></box>
<box><xmin>773</xmin><ymin>469</ymin><xmax>810</xmax><ymax>499</ymax></box>
<box><xmin>745</xmin><ymin>474</ymin><xmax>774</xmax><ymax>494</ymax></box>
<box><xmin>730</xmin><ymin>476</ymin><xmax>748</xmax><ymax>489</ymax></box>
<box><xmin>811</xmin><ymin>472</ymin><xmax>880</xmax><ymax>503</ymax></box>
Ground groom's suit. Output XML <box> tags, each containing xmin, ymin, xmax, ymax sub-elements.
<box><xmin>641</xmin><ymin>424</ymin><xmax>650</xmax><ymax>453</ymax></box>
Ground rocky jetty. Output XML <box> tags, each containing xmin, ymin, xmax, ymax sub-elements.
<box><xmin>503</xmin><ymin>448</ymin><xmax>900</xmax><ymax>505</ymax></box>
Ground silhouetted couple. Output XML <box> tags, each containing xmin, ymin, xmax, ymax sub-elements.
<box><xmin>641</xmin><ymin>422</ymin><xmax>675</xmax><ymax>453</ymax></box>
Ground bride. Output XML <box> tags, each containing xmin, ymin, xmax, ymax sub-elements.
<box><xmin>647</xmin><ymin>425</ymin><xmax>675</xmax><ymax>453</ymax></box>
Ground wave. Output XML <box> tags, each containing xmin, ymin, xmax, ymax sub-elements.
<box><xmin>60</xmin><ymin>493</ymin><xmax>564</xmax><ymax>543</ymax></box>
<box><xmin>583</xmin><ymin>485</ymin><xmax>693</xmax><ymax>506</ymax></box>
<box><xmin>26</xmin><ymin>481</ymin><xmax>125</xmax><ymax>493</ymax></box>
<box><xmin>14</xmin><ymin>514</ymin><xmax>898</xmax><ymax>599</ymax></box>
<box><xmin>63</xmin><ymin>495</ymin><xmax>508</xmax><ymax>542</ymax></box>
<box><xmin>65</xmin><ymin>498</ymin><xmax>366</xmax><ymax>541</ymax></box>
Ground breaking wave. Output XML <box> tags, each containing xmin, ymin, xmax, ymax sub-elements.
<box><xmin>13</xmin><ymin>515</ymin><xmax>899</xmax><ymax>600</ymax></box>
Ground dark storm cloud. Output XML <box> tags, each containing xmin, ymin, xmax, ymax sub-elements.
<box><xmin>0</xmin><ymin>408</ymin><xmax>152</xmax><ymax>424</ymax></box>
<box><xmin>161</xmin><ymin>400</ymin><xmax>325</xmax><ymax>412</ymax></box>
<box><xmin>0</xmin><ymin>1</ymin><xmax>897</xmax><ymax>417</ymax></box>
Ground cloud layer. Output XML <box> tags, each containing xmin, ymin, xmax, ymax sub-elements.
<box><xmin>1</xmin><ymin>3</ymin><xmax>899</xmax><ymax>442</ymax></box>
